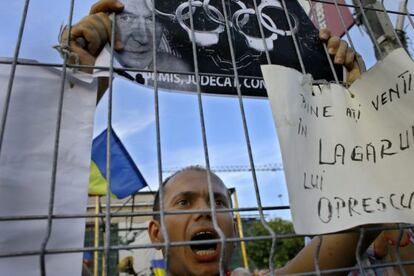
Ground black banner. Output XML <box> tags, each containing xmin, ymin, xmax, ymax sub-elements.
<box><xmin>115</xmin><ymin>0</ymin><xmax>342</xmax><ymax>97</ymax></box>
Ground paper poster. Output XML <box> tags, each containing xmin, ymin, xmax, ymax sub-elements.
<box><xmin>262</xmin><ymin>48</ymin><xmax>414</xmax><ymax>234</ymax></box>
<box><xmin>95</xmin><ymin>0</ymin><xmax>341</xmax><ymax>97</ymax></box>
<box><xmin>0</xmin><ymin>61</ymin><xmax>96</xmax><ymax>275</ymax></box>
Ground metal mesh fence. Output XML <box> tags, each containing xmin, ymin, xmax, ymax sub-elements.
<box><xmin>0</xmin><ymin>0</ymin><xmax>414</xmax><ymax>275</ymax></box>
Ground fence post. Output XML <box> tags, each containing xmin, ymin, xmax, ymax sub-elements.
<box><xmin>352</xmin><ymin>0</ymin><xmax>406</xmax><ymax>58</ymax></box>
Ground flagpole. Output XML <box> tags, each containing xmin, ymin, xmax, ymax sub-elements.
<box><xmin>232</xmin><ymin>189</ymin><xmax>249</xmax><ymax>269</ymax></box>
<box><xmin>94</xmin><ymin>196</ymin><xmax>100</xmax><ymax>276</ymax></box>
<box><xmin>101</xmin><ymin>253</ymin><xmax>105</xmax><ymax>276</ymax></box>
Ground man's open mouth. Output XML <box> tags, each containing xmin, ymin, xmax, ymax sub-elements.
<box><xmin>190</xmin><ymin>230</ymin><xmax>219</xmax><ymax>257</ymax></box>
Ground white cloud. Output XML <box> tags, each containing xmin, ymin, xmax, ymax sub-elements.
<box><xmin>113</xmin><ymin>111</ymin><xmax>155</xmax><ymax>139</ymax></box>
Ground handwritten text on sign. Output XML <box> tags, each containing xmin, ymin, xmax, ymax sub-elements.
<box><xmin>262</xmin><ymin>48</ymin><xmax>414</xmax><ymax>235</ymax></box>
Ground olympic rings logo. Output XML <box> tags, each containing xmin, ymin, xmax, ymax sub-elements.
<box><xmin>147</xmin><ymin>0</ymin><xmax>299</xmax><ymax>52</ymax></box>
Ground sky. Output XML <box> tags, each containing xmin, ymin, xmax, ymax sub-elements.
<box><xmin>0</xmin><ymin>0</ymin><xmax>413</xmax><ymax>221</ymax></box>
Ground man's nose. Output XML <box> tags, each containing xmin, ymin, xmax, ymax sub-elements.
<box><xmin>131</xmin><ymin>19</ymin><xmax>150</xmax><ymax>44</ymax></box>
<box><xmin>193</xmin><ymin>199</ymin><xmax>213</xmax><ymax>220</ymax></box>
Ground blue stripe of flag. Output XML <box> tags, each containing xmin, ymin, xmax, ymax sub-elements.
<box><xmin>91</xmin><ymin>127</ymin><xmax>147</xmax><ymax>199</ymax></box>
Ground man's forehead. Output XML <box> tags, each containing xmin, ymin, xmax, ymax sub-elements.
<box><xmin>164</xmin><ymin>169</ymin><xmax>228</xmax><ymax>196</ymax></box>
<box><xmin>121</xmin><ymin>0</ymin><xmax>150</xmax><ymax>12</ymax></box>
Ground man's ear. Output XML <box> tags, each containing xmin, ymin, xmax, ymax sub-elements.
<box><xmin>148</xmin><ymin>219</ymin><xmax>163</xmax><ymax>249</ymax></box>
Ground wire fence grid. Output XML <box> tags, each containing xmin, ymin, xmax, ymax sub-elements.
<box><xmin>0</xmin><ymin>0</ymin><xmax>414</xmax><ymax>276</ymax></box>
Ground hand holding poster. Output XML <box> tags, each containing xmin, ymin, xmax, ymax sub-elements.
<box><xmin>262</xmin><ymin>48</ymin><xmax>414</xmax><ymax>234</ymax></box>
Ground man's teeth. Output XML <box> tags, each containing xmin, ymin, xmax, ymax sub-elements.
<box><xmin>195</xmin><ymin>249</ymin><xmax>216</xmax><ymax>256</ymax></box>
<box><xmin>196</xmin><ymin>231</ymin><xmax>213</xmax><ymax>236</ymax></box>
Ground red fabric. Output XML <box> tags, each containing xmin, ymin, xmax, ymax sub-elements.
<box><xmin>309</xmin><ymin>0</ymin><xmax>354</xmax><ymax>37</ymax></box>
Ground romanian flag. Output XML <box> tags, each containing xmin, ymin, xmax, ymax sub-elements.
<box><xmin>151</xmin><ymin>259</ymin><xmax>166</xmax><ymax>276</ymax></box>
<box><xmin>88</xmin><ymin>128</ymin><xmax>147</xmax><ymax>198</ymax></box>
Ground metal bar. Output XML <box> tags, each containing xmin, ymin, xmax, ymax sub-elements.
<box><xmin>322</xmin><ymin>40</ymin><xmax>341</xmax><ymax>84</ymax></box>
<box><xmin>331</xmin><ymin>0</ymin><xmax>366</xmax><ymax>92</ymax></box>
<box><xmin>218</xmin><ymin>0</ymin><xmax>277</xmax><ymax>273</ymax></box>
<box><xmin>0</xmin><ymin>205</ymin><xmax>291</xmax><ymax>221</ymax></box>
<box><xmin>313</xmin><ymin>236</ymin><xmax>322</xmax><ymax>276</ymax></box>
<box><xmin>333</xmin><ymin>0</ymin><xmax>357</xmax><ymax>50</ymax></box>
<box><xmin>7</xmin><ymin>207</ymin><xmax>414</xmax><ymax>222</ymax></box>
<box><xmin>87</xmin><ymin>202</ymin><xmax>150</xmax><ymax>210</ymax></box>
<box><xmin>308</xmin><ymin>0</ymin><xmax>340</xmax><ymax>84</ymax></box>
<box><xmin>0</xmin><ymin>60</ymin><xmax>263</xmax><ymax>79</ymax></box>
<box><xmin>94</xmin><ymin>196</ymin><xmax>100</xmax><ymax>276</ymax></box>
<box><xmin>163</xmin><ymin>163</ymin><xmax>284</xmax><ymax>173</ymax></box>
<box><xmin>309</xmin><ymin>0</ymin><xmax>414</xmax><ymax>16</ymax></box>
<box><xmin>0</xmin><ymin>233</ymin><xmax>347</xmax><ymax>256</ymax></box>
<box><xmin>102</xmin><ymin>12</ymin><xmax>117</xmax><ymax>276</ymax></box>
<box><xmin>2</xmin><ymin>2</ymin><xmax>414</xmax><ymax>275</ymax></box>
<box><xmin>354</xmin><ymin>0</ymin><xmax>385</xmax><ymax>59</ymax></box>
<box><xmin>395</xmin><ymin>0</ymin><xmax>408</xmax><ymax>33</ymax></box>
<box><xmin>187</xmin><ymin>0</ymin><xmax>226</xmax><ymax>274</ymax></box>
<box><xmin>232</xmin><ymin>189</ymin><xmax>249</xmax><ymax>269</ymax></box>
<box><xmin>3</xmin><ymin>238</ymin><xmax>413</xmax><ymax>276</ymax></box>
<box><xmin>0</xmin><ymin>0</ymin><xmax>30</xmax><ymax>157</ymax></box>
<box><xmin>395</xmin><ymin>224</ymin><xmax>408</xmax><ymax>276</ymax></box>
<box><xmin>4</xmin><ymin>235</ymin><xmax>414</xmax><ymax>270</ymax></box>
<box><xmin>405</xmin><ymin>4</ymin><xmax>414</xmax><ymax>29</ymax></box>
<box><xmin>0</xmin><ymin>60</ymin><xmax>352</xmax><ymax>87</ymax></box>
<box><xmin>378</xmin><ymin>0</ymin><xmax>404</xmax><ymax>49</ymax></box>
<box><xmin>150</xmin><ymin>0</ymin><xmax>170</xmax><ymax>273</ymax></box>
<box><xmin>39</xmin><ymin>0</ymin><xmax>75</xmax><ymax>275</ymax></box>
<box><xmin>0</xmin><ymin>222</ymin><xmax>404</xmax><ymax>248</ymax></box>
<box><xmin>281</xmin><ymin>0</ymin><xmax>306</xmax><ymax>74</ymax></box>
<box><xmin>355</xmin><ymin>227</ymin><xmax>366</xmax><ymax>276</ymax></box>
<box><xmin>251</xmin><ymin>0</ymin><xmax>271</xmax><ymax>64</ymax></box>
<box><xmin>101</xmin><ymin>249</ymin><xmax>105</xmax><ymax>276</ymax></box>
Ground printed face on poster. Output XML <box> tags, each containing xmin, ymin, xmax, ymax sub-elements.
<box><xmin>108</xmin><ymin>0</ymin><xmax>342</xmax><ymax>97</ymax></box>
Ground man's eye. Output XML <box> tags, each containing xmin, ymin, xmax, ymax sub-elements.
<box><xmin>120</xmin><ymin>14</ymin><xmax>133</xmax><ymax>21</ymax></box>
<box><xmin>215</xmin><ymin>199</ymin><xmax>226</xmax><ymax>208</ymax></box>
<box><xmin>177</xmin><ymin>199</ymin><xmax>189</xmax><ymax>207</ymax></box>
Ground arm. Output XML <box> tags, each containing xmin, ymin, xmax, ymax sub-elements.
<box><xmin>374</xmin><ymin>226</ymin><xmax>414</xmax><ymax>275</ymax></box>
<box><xmin>276</xmin><ymin>229</ymin><xmax>380</xmax><ymax>275</ymax></box>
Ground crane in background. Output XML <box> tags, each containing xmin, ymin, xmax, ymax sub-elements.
<box><xmin>352</xmin><ymin>0</ymin><xmax>409</xmax><ymax>57</ymax></box>
<box><xmin>162</xmin><ymin>163</ymin><xmax>284</xmax><ymax>174</ymax></box>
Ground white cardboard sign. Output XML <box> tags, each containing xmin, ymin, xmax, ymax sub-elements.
<box><xmin>0</xmin><ymin>61</ymin><xmax>96</xmax><ymax>275</ymax></box>
<box><xmin>262</xmin><ymin>48</ymin><xmax>414</xmax><ymax>234</ymax></box>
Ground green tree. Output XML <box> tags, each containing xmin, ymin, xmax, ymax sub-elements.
<box><xmin>245</xmin><ymin>218</ymin><xmax>304</xmax><ymax>270</ymax></box>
